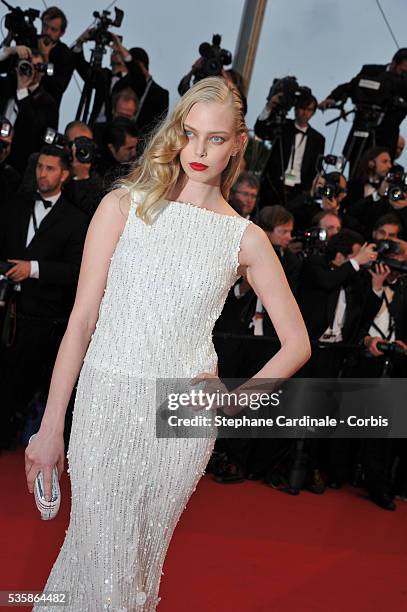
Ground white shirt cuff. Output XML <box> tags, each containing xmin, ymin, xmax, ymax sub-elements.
<box><xmin>372</xmin><ymin>190</ymin><xmax>381</xmax><ymax>202</ymax></box>
<box><xmin>234</xmin><ymin>284</ymin><xmax>242</xmax><ymax>299</ymax></box>
<box><xmin>349</xmin><ymin>258</ymin><xmax>360</xmax><ymax>271</ymax></box>
<box><xmin>30</xmin><ymin>261</ymin><xmax>39</xmax><ymax>279</ymax></box>
<box><xmin>257</xmin><ymin>105</ymin><xmax>271</xmax><ymax>121</ymax></box>
<box><xmin>16</xmin><ymin>88</ymin><xmax>29</xmax><ymax>100</ymax></box>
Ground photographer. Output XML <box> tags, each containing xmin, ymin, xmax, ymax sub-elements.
<box><xmin>347</xmin><ymin>147</ymin><xmax>407</xmax><ymax>239</ymax></box>
<box><xmin>0</xmin><ymin>145</ymin><xmax>88</xmax><ymax>449</ymax></box>
<box><xmin>319</xmin><ymin>48</ymin><xmax>407</xmax><ymax>165</ymax></box>
<box><xmin>0</xmin><ymin>117</ymin><xmax>20</xmax><ymax>200</ymax></box>
<box><xmin>343</xmin><ymin>215</ymin><xmax>407</xmax><ymax>511</ymax></box>
<box><xmin>254</xmin><ymin>89</ymin><xmax>325</xmax><ymax>207</ymax></box>
<box><xmin>229</xmin><ymin>171</ymin><xmax>259</xmax><ymax>219</ymax></box>
<box><xmin>213</xmin><ymin>206</ymin><xmax>302</xmax><ymax>484</ymax></box>
<box><xmin>313</xmin><ymin>210</ymin><xmax>342</xmax><ymax>240</ymax></box>
<box><xmin>99</xmin><ymin>117</ymin><xmax>139</xmax><ymax>189</ymax></box>
<box><xmin>0</xmin><ymin>48</ymin><xmax>58</xmax><ymax>172</ymax></box>
<box><xmin>18</xmin><ymin>121</ymin><xmax>103</xmax><ymax>220</ymax></box>
<box><xmin>1</xmin><ymin>6</ymin><xmax>74</xmax><ymax>112</ymax></box>
<box><xmin>287</xmin><ymin>171</ymin><xmax>350</xmax><ymax>233</ymax></box>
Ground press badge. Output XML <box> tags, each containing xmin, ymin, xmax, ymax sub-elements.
<box><xmin>284</xmin><ymin>169</ymin><xmax>300</xmax><ymax>186</ymax></box>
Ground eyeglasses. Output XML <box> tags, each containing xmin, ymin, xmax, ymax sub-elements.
<box><xmin>235</xmin><ymin>190</ymin><xmax>257</xmax><ymax>200</ymax></box>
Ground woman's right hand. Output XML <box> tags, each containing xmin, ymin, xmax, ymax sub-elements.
<box><xmin>25</xmin><ymin>429</ymin><xmax>65</xmax><ymax>501</ymax></box>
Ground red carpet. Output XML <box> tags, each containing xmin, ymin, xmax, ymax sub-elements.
<box><xmin>1</xmin><ymin>449</ymin><xmax>406</xmax><ymax>612</ymax></box>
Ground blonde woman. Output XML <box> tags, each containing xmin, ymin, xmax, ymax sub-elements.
<box><xmin>25</xmin><ymin>77</ymin><xmax>310</xmax><ymax>611</ymax></box>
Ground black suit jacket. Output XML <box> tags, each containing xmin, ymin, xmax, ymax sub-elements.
<box><xmin>0</xmin><ymin>194</ymin><xmax>88</xmax><ymax>319</ymax></box>
<box><xmin>215</xmin><ymin>246</ymin><xmax>302</xmax><ymax>339</ymax></box>
<box><xmin>42</xmin><ymin>40</ymin><xmax>75</xmax><ymax>110</ymax></box>
<box><xmin>0</xmin><ymin>75</ymin><xmax>58</xmax><ymax>173</ymax></box>
<box><xmin>129</xmin><ymin>78</ymin><xmax>169</xmax><ymax>138</ymax></box>
<box><xmin>254</xmin><ymin>117</ymin><xmax>325</xmax><ymax>201</ymax></box>
<box><xmin>299</xmin><ymin>254</ymin><xmax>381</xmax><ymax>343</ymax></box>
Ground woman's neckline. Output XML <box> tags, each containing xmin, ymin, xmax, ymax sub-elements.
<box><xmin>167</xmin><ymin>199</ymin><xmax>243</xmax><ymax>220</ymax></box>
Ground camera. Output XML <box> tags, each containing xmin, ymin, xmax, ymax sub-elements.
<box><xmin>88</xmin><ymin>7</ymin><xmax>124</xmax><ymax>47</ymax></box>
<box><xmin>194</xmin><ymin>34</ymin><xmax>232</xmax><ymax>82</ymax></box>
<box><xmin>376</xmin><ymin>341</ymin><xmax>407</xmax><ymax>356</ymax></box>
<box><xmin>71</xmin><ymin>137</ymin><xmax>98</xmax><ymax>164</ymax></box>
<box><xmin>4</xmin><ymin>3</ymin><xmax>39</xmax><ymax>48</ymax></box>
<box><xmin>44</xmin><ymin>128</ymin><xmax>68</xmax><ymax>149</ymax></box>
<box><xmin>43</xmin><ymin>129</ymin><xmax>98</xmax><ymax>164</ymax></box>
<box><xmin>267</xmin><ymin>76</ymin><xmax>312</xmax><ymax>116</ymax></box>
<box><xmin>316</xmin><ymin>181</ymin><xmax>341</xmax><ymax>200</ymax></box>
<box><xmin>17</xmin><ymin>59</ymin><xmax>54</xmax><ymax>78</ymax></box>
<box><xmin>0</xmin><ymin>261</ymin><xmax>15</xmax><ymax>309</ymax></box>
<box><xmin>292</xmin><ymin>227</ymin><xmax>327</xmax><ymax>258</ymax></box>
<box><xmin>368</xmin><ymin>239</ymin><xmax>407</xmax><ymax>274</ymax></box>
<box><xmin>386</xmin><ymin>170</ymin><xmax>407</xmax><ymax>203</ymax></box>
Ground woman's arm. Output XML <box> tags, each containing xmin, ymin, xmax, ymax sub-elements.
<box><xmin>239</xmin><ymin>224</ymin><xmax>311</xmax><ymax>378</ymax></box>
<box><xmin>25</xmin><ymin>188</ymin><xmax>131</xmax><ymax>497</ymax></box>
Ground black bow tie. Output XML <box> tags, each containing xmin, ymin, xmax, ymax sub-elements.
<box><xmin>35</xmin><ymin>192</ymin><xmax>53</xmax><ymax>209</ymax></box>
<box><xmin>295</xmin><ymin>127</ymin><xmax>307</xmax><ymax>135</ymax></box>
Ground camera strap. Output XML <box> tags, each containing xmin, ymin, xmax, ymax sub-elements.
<box><xmin>134</xmin><ymin>76</ymin><xmax>153</xmax><ymax>124</ymax></box>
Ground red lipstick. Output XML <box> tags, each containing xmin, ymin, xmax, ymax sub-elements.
<box><xmin>189</xmin><ymin>162</ymin><xmax>208</xmax><ymax>171</ymax></box>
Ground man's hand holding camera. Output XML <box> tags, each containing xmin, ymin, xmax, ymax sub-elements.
<box><xmin>5</xmin><ymin>259</ymin><xmax>31</xmax><ymax>282</ymax></box>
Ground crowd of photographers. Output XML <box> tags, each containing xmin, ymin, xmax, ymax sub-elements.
<box><xmin>1</xmin><ymin>5</ymin><xmax>407</xmax><ymax>512</ymax></box>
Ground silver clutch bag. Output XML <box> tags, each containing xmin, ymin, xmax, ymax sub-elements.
<box><xmin>28</xmin><ymin>434</ymin><xmax>61</xmax><ymax>520</ymax></box>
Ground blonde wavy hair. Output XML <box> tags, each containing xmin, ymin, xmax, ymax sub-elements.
<box><xmin>120</xmin><ymin>76</ymin><xmax>248</xmax><ymax>224</ymax></box>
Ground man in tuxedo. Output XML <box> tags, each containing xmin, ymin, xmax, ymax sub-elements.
<box><xmin>0</xmin><ymin>145</ymin><xmax>88</xmax><ymax>448</ymax></box>
<box><xmin>0</xmin><ymin>49</ymin><xmax>58</xmax><ymax>172</ymax></box>
<box><xmin>38</xmin><ymin>6</ymin><xmax>75</xmax><ymax>111</ymax></box>
<box><xmin>319</xmin><ymin>48</ymin><xmax>407</xmax><ymax>167</ymax></box>
<box><xmin>213</xmin><ymin>206</ymin><xmax>302</xmax><ymax>483</ymax></box>
<box><xmin>128</xmin><ymin>47</ymin><xmax>169</xmax><ymax>138</ymax></box>
<box><xmin>254</xmin><ymin>91</ymin><xmax>325</xmax><ymax>207</ymax></box>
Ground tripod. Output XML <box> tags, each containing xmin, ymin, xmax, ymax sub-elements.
<box><xmin>325</xmin><ymin>103</ymin><xmax>383</xmax><ymax>179</ymax></box>
<box><xmin>75</xmin><ymin>41</ymin><xmax>110</xmax><ymax>123</ymax></box>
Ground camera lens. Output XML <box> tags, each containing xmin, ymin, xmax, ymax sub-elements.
<box><xmin>18</xmin><ymin>60</ymin><xmax>33</xmax><ymax>78</ymax></box>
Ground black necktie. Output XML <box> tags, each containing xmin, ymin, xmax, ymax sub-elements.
<box><xmin>35</xmin><ymin>192</ymin><xmax>53</xmax><ymax>209</ymax></box>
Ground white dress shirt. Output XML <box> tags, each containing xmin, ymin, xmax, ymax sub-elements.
<box><xmin>26</xmin><ymin>192</ymin><xmax>61</xmax><ymax>278</ymax></box>
<box><xmin>284</xmin><ymin>123</ymin><xmax>308</xmax><ymax>186</ymax></box>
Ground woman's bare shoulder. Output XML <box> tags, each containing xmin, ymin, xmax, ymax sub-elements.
<box><xmin>239</xmin><ymin>223</ymin><xmax>274</xmax><ymax>265</ymax></box>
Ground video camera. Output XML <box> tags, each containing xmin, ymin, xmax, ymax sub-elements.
<box><xmin>2</xmin><ymin>1</ymin><xmax>39</xmax><ymax>48</ymax></box>
<box><xmin>44</xmin><ymin>128</ymin><xmax>98</xmax><ymax>164</ymax></box>
<box><xmin>267</xmin><ymin>76</ymin><xmax>312</xmax><ymax>117</ymax></box>
<box><xmin>194</xmin><ymin>34</ymin><xmax>232</xmax><ymax>82</ymax></box>
<box><xmin>385</xmin><ymin>170</ymin><xmax>407</xmax><ymax>203</ymax></box>
<box><xmin>88</xmin><ymin>7</ymin><xmax>124</xmax><ymax>47</ymax></box>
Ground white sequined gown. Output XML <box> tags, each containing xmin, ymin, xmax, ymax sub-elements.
<box><xmin>35</xmin><ymin>196</ymin><xmax>251</xmax><ymax>611</ymax></box>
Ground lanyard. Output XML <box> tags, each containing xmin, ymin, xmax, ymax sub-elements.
<box><xmin>287</xmin><ymin>130</ymin><xmax>307</xmax><ymax>171</ymax></box>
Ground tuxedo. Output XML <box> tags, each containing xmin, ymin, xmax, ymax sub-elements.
<box><xmin>214</xmin><ymin>246</ymin><xmax>302</xmax><ymax>378</ymax></box>
<box><xmin>0</xmin><ymin>193</ymin><xmax>88</xmax><ymax>447</ymax></box>
<box><xmin>0</xmin><ymin>74</ymin><xmax>58</xmax><ymax>173</ymax></box>
<box><xmin>299</xmin><ymin>254</ymin><xmax>381</xmax><ymax>345</ymax></box>
<box><xmin>254</xmin><ymin>117</ymin><xmax>325</xmax><ymax>207</ymax></box>
<box><xmin>0</xmin><ymin>193</ymin><xmax>88</xmax><ymax>318</ymax></box>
